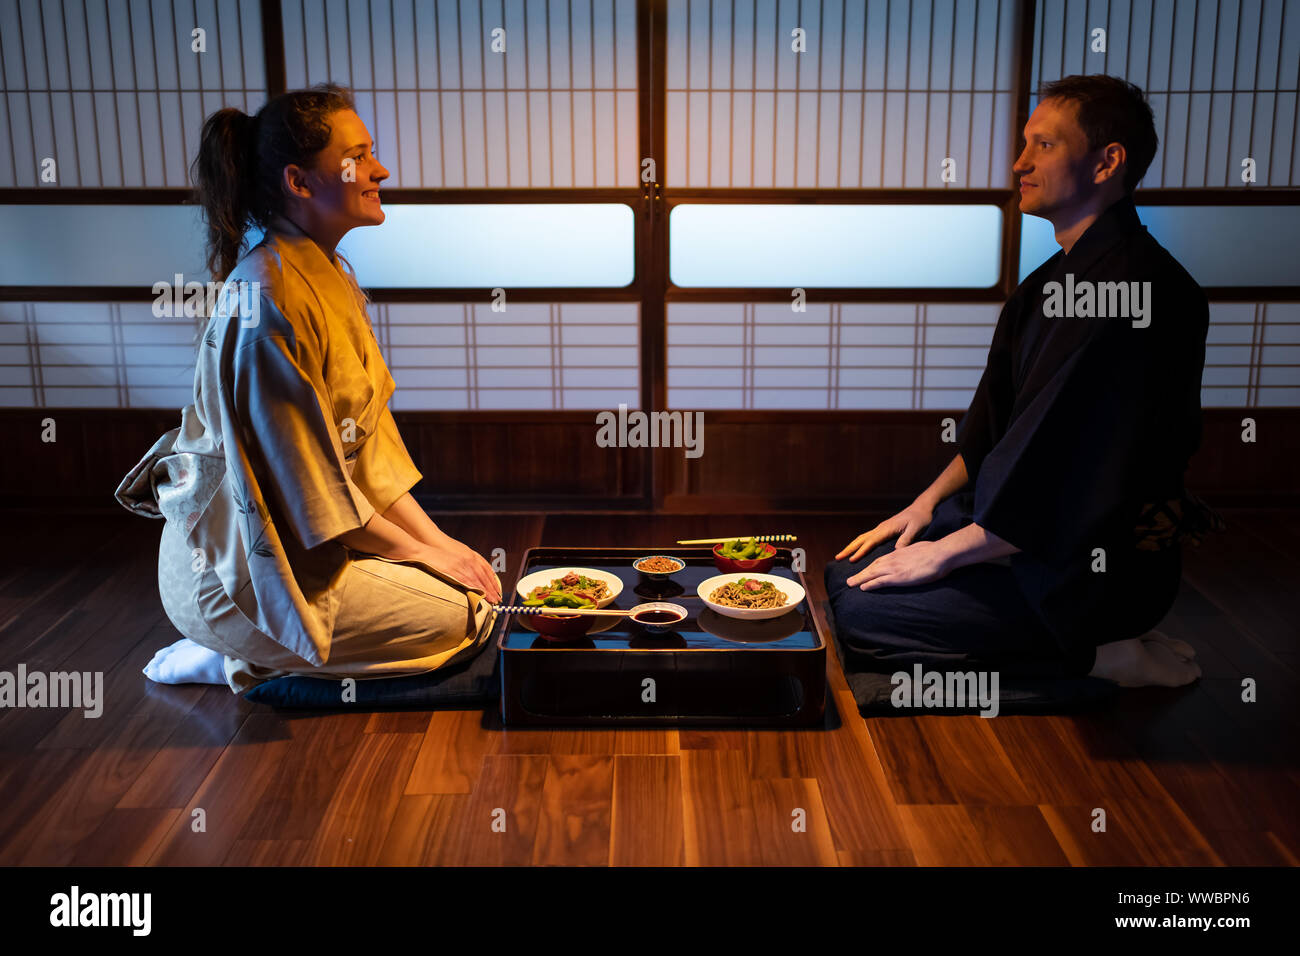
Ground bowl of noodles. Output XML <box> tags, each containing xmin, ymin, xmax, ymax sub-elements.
<box><xmin>696</xmin><ymin>572</ymin><xmax>805</xmax><ymax>621</ymax></box>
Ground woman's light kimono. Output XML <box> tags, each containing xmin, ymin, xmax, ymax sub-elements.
<box><xmin>115</xmin><ymin>220</ymin><xmax>495</xmax><ymax>693</ymax></box>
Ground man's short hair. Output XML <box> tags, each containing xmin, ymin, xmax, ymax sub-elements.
<box><xmin>1038</xmin><ymin>74</ymin><xmax>1159</xmax><ymax>193</ymax></box>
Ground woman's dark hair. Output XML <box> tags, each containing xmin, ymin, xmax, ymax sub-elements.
<box><xmin>192</xmin><ymin>83</ymin><xmax>357</xmax><ymax>281</ymax></box>
<box><xmin>1038</xmin><ymin>74</ymin><xmax>1158</xmax><ymax>194</ymax></box>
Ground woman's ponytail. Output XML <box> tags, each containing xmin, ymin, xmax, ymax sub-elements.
<box><xmin>193</xmin><ymin>108</ymin><xmax>259</xmax><ymax>283</ymax></box>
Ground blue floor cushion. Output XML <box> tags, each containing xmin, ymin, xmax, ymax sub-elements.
<box><xmin>825</xmin><ymin>605</ymin><xmax>1121</xmax><ymax>716</ymax></box>
<box><xmin>242</xmin><ymin>638</ymin><xmax>499</xmax><ymax>709</ymax></box>
<box><xmin>842</xmin><ymin>668</ymin><xmax>1120</xmax><ymax>716</ymax></box>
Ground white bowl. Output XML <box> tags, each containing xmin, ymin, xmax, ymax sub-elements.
<box><xmin>515</xmin><ymin>567</ymin><xmax>623</xmax><ymax>609</ymax></box>
<box><xmin>696</xmin><ymin>572</ymin><xmax>805</xmax><ymax>621</ymax></box>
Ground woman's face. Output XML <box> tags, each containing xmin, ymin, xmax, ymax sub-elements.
<box><xmin>285</xmin><ymin>108</ymin><xmax>390</xmax><ymax>242</ymax></box>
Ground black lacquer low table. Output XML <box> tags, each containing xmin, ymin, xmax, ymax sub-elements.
<box><xmin>495</xmin><ymin>547</ymin><xmax>826</xmax><ymax>726</ymax></box>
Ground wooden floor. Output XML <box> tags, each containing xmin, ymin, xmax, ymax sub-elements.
<box><xmin>0</xmin><ymin>507</ymin><xmax>1296</xmax><ymax>866</ymax></box>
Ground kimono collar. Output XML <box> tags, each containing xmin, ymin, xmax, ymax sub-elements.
<box><xmin>1056</xmin><ymin>195</ymin><xmax>1144</xmax><ymax>276</ymax></box>
<box><xmin>264</xmin><ymin>216</ymin><xmax>369</xmax><ymax>319</ymax></box>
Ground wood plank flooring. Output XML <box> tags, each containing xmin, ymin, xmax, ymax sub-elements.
<box><xmin>0</xmin><ymin>508</ymin><xmax>1294</xmax><ymax>866</ymax></box>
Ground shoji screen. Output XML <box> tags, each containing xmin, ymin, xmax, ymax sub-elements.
<box><xmin>665</xmin><ymin>0</ymin><xmax>1020</xmax><ymax>411</ymax></box>
<box><xmin>281</xmin><ymin>0</ymin><xmax>639</xmax><ymax>187</ymax></box>
<box><xmin>664</xmin><ymin>0</ymin><xmax>1299</xmax><ymax>411</ymax></box>
<box><xmin>666</xmin><ymin>0</ymin><xmax>1019</xmax><ymax>187</ymax></box>
<box><xmin>0</xmin><ymin>0</ymin><xmax>265</xmax><ymax>187</ymax></box>
<box><xmin>1027</xmin><ymin>0</ymin><xmax>1300</xmax><ymax>407</ymax></box>
<box><xmin>0</xmin><ymin>0</ymin><xmax>642</xmax><ymax>411</ymax></box>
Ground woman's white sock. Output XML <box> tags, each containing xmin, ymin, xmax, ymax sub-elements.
<box><xmin>143</xmin><ymin>637</ymin><xmax>228</xmax><ymax>685</ymax></box>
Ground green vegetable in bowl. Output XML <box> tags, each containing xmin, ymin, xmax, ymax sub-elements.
<box><xmin>522</xmin><ymin>572</ymin><xmax>608</xmax><ymax>609</ymax></box>
<box><xmin>718</xmin><ymin>537</ymin><xmax>769</xmax><ymax>560</ymax></box>
<box><xmin>523</xmin><ymin>590</ymin><xmax>596</xmax><ymax>609</ymax></box>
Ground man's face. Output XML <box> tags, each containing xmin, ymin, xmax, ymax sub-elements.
<box><xmin>1012</xmin><ymin>97</ymin><xmax>1102</xmax><ymax>220</ymax></box>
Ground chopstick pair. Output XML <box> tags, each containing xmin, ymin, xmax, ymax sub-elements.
<box><xmin>494</xmin><ymin>604</ymin><xmax>631</xmax><ymax>617</ymax></box>
<box><xmin>675</xmin><ymin>534</ymin><xmax>798</xmax><ymax>545</ymax></box>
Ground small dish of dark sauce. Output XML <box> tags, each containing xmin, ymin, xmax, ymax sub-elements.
<box><xmin>634</xmin><ymin>610</ymin><xmax>679</xmax><ymax>623</ymax></box>
<box><xmin>629</xmin><ymin>602</ymin><xmax>688</xmax><ymax>632</ymax></box>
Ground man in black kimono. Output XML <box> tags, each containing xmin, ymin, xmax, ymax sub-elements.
<box><xmin>825</xmin><ymin>75</ymin><xmax>1209</xmax><ymax>687</ymax></box>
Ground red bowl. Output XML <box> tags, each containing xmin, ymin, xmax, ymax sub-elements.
<box><xmin>712</xmin><ymin>542</ymin><xmax>777</xmax><ymax>574</ymax></box>
<box><xmin>529</xmin><ymin>610</ymin><xmax>596</xmax><ymax>640</ymax></box>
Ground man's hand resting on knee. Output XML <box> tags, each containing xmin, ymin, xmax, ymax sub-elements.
<box><xmin>842</xmin><ymin>521</ymin><xmax>1022</xmax><ymax>591</ymax></box>
<box><xmin>834</xmin><ymin>454</ymin><xmax>1019</xmax><ymax>590</ymax></box>
<box><xmin>845</xmin><ymin>539</ymin><xmax>950</xmax><ymax>590</ymax></box>
<box><xmin>836</xmin><ymin>500</ymin><xmax>935</xmax><ymax>562</ymax></box>
<box><xmin>837</xmin><ymin>453</ymin><xmax>971</xmax><ymax>564</ymax></box>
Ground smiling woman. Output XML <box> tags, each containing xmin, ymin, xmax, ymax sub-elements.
<box><xmin>192</xmin><ymin>84</ymin><xmax>389</xmax><ymax>282</ymax></box>
<box><xmin>115</xmin><ymin>83</ymin><xmax>503</xmax><ymax>693</ymax></box>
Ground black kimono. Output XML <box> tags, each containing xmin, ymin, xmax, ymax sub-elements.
<box><xmin>825</xmin><ymin>196</ymin><xmax>1209</xmax><ymax>677</ymax></box>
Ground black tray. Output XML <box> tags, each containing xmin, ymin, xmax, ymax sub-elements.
<box><xmin>495</xmin><ymin>546</ymin><xmax>826</xmax><ymax>726</ymax></box>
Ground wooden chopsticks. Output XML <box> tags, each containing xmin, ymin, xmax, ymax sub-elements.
<box><xmin>493</xmin><ymin>604</ymin><xmax>631</xmax><ymax>617</ymax></box>
<box><xmin>674</xmin><ymin>534</ymin><xmax>798</xmax><ymax>545</ymax></box>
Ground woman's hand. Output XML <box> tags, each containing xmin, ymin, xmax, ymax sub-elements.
<box><xmin>835</xmin><ymin>500</ymin><xmax>935</xmax><ymax>562</ymax></box>
<box><xmin>846</xmin><ymin>540</ymin><xmax>950</xmax><ymax>590</ymax></box>
<box><xmin>374</xmin><ymin>494</ymin><xmax>502</xmax><ymax>603</ymax></box>
<box><xmin>416</xmin><ymin>540</ymin><xmax>501</xmax><ymax>604</ymax></box>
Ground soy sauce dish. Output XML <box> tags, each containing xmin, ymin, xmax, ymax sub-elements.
<box><xmin>628</xmin><ymin>602</ymin><xmax>688</xmax><ymax>632</ymax></box>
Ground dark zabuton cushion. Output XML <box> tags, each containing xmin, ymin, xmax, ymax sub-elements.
<box><xmin>826</xmin><ymin>609</ymin><xmax>1120</xmax><ymax>716</ymax></box>
<box><xmin>242</xmin><ymin>639</ymin><xmax>499</xmax><ymax>709</ymax></box>
<box><xmin>842</xmin><ymin>668</ymin><xmax>1119</xmax><ymax>715</ymax></box>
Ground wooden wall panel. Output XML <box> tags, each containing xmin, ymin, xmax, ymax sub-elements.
<box><xmin>0</xmin><ymin>408</ymin><xmax>1294</xmax><ymax>511</ymax></box>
